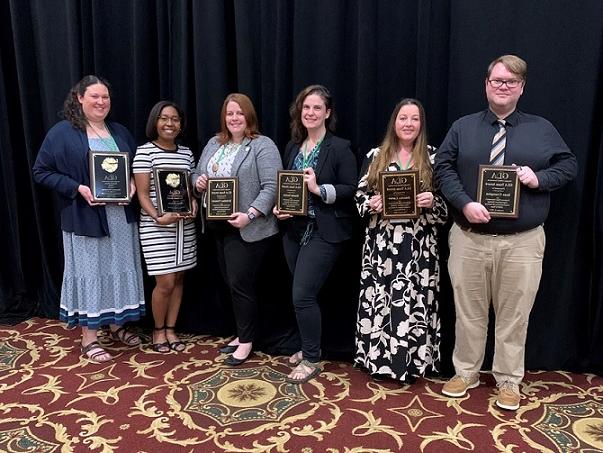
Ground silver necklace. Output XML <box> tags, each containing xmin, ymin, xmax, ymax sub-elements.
<box><xmin>88</xmin><ymin>122</ymin><xmax>115</xmax><ymax>150</ymax></box>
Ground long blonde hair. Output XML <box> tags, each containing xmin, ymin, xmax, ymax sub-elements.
<box><xmin>366</xmin><ymin>98</ymin><xmax>432</xmax><ymax>191</ymax></box>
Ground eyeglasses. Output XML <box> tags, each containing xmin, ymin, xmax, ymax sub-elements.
<box><xmin>488</xmin><ymin>79</ymin><xmax>523</xmax><ymax>89</ymax></box>
<box><xmin>157</xmin><ymin>115</ymin><xmax>181</xmax><ymax>124</ymax></box>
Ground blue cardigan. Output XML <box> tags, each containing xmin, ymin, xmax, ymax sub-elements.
<box><xmin>33</xmin><ymin>120</ymin><xmax>138</xmax><ymax>237</ymax></box>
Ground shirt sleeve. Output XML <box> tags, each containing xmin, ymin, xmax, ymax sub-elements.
<box><xmin>434</xmin><ymin>121</ymin><xmax>473</xmax><ymax>211</ymax></box>
<box><xmin>132</xmin><ymin>146</ymin><xmax>152</xmax><ymax>173</ymax></box>
<box><xmin>534</xmin><ymin>125</ymin><xmax>578</xmax><ymax>192</ymax></box>
<box><xmin>32</xmin><ymin>127</ymin><xmax>80</xmax><ymax>199</ymax></box>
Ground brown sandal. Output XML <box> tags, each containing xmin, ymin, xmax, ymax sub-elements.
<box><xmin>110</xmin><ymin>326</ymin><xmax>141</xmax><ymax>346</ymax></box>
<box><xmin>286</xmin><ymin>359</ymin><xmax>321</xmax><ymax>384</ymax></box>
<box><xmin>288</xmin><ymin>351</ymin><xmax>303</xmax><ymax>366</ymax></box>
<box><xmin>81</xmin><ymin>341</ymin><xmax>113</xmax><ymax>362</ymax></box>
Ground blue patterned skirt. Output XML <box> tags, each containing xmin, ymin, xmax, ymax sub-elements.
<box><xmin>60</xmin><ymin>205</ymin><xmax>146</xmax><ymax>328</ymax></box>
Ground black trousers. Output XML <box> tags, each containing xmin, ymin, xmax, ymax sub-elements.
<box><xmin>283</xmin><ymin>220</ymin><xmax>342</xmax><ymax>363</ymax></box>
<box><xmin>214</xmin><ymin>227</ymin><xmax>271</xmax><ymax>343</ymax></box>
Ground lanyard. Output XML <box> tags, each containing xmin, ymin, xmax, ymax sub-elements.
<box><xmin>397</xmin><ymin>153</ymin><xmax>413</xmax><ymax>170</ymax></box>
<box><xmin>302</xmin><ymin>137</ymin><xmax>323</xmax><ymax>168</ymax></box>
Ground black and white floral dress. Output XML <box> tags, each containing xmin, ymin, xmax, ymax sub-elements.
<box><xmin>354</xmin><ymin>148</ymin><xmax>448</xmax><ymax>381</ymax></box>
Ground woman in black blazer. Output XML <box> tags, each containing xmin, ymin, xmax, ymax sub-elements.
<box><xmin>273</xmin><ymin>85</ymin><xmax>357</xmax><ymax>383</ymax></box>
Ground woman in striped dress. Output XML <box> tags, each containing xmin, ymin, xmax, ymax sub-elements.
<box><xmin>133</xmin><ymin>101</ymin><xmax>197</xmax><ymax>352</ymax></box>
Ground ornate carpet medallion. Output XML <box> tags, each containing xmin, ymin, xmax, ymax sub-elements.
<box><xmin>0</xmin><ymin>338</ymin><xmax>29</xmax><ymax>372</ymax></box>
<box><xmin>185</xmin><ymin>367</ymin><xmax>307</xmax><ymax>424</ymax></box>
<box><xmin>389</xmin><ymin>394</ymin><xmax>445</xmax><ymax>432</ymax></box>
<box><xmin>534</xmin><ymin>399</ymin><xmax>603</xmax><ymax>452</ymax></box>
<box><xmin>0</xmin><ymin>427</ymin><xmax>60</xmax><ymax>452</ymax></box>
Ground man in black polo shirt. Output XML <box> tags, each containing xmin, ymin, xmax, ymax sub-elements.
<box><xmin>434</xmin><ymin>55</ymin><xmax>577</xmax><ymax>410</ymax></box>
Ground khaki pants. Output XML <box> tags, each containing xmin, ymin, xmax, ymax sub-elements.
<box><xmin>448</xmin><ymin>223</ymin><xmax>545</xmax><ymax>384</ymax></box>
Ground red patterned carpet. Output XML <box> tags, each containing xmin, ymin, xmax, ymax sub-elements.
<box><xmin>1</xmin><ymin>318</ymin><xmax>602</xmax><ymax>452</ymax></box>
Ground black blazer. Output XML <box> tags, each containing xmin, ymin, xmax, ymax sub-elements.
<box><xmin>283</xmin><ymin>132</ymin><xmax>357</xmax><ymax>243</ymax></box>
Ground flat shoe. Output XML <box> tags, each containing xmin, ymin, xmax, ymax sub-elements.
<box><xmin>224</xmin><ymin>352</ymin><xmax>252</xmax><ymax>366</ymax></box>
<box><xmin>219</xmin><ymin>344</ymin><xmax>238</xmax><ymax>354</ymax></box>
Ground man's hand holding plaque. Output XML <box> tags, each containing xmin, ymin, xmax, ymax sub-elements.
<box><xmin>477</xmin><ymin>165</ymin><xmax>520</xmax><ymax>218</ymax></box>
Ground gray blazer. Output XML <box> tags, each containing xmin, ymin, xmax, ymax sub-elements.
<box><xmin>193</xmin><ymin>135</ymin><xmax>282</xmax><ymax>242</ymax></box>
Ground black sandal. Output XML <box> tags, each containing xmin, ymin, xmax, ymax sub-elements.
<box><xmin>81</xmin><ymin>341</ymin><xmax>113</xmax><ymax>362</ymax></box>
<box><xmin>165</xmin><ymin>326</ymin><xmax>186</xmax><ymax>352</ymax></box>
<box><xmin>151</xmin><ymin>326</ymin><xmax>170</xmax><ymax>353</ymax></box>
<box><xmin>110</xmin><ymin>326</ymin><xmax>141</xmax><ymax>346</ymax></box>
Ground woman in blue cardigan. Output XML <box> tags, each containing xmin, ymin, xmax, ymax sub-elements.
<box><xmin>33</xmin><ymin>75</ymin><xmax>145</xmax><ymax>362</ymax></box>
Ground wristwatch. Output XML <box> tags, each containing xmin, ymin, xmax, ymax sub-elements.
<box><xmin>247</xmin><ymin>211</ymin><xmax>256</xmax><ymax>222</ymax></box>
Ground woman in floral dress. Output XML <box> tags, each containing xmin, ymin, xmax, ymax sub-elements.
<box><xmin>355</xmin><ymin>98</ymin><xmax>448</xmax><ymax>383</ymax></box>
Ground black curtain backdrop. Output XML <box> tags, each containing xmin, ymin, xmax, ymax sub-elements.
<box><xmin>1</xmin><ymin>1</ymin><xmax>602</xmax><ymax>373</ymax></box>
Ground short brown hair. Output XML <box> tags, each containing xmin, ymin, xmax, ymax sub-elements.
<box><xmin>487</xmin><ymin>55</ymin><xmax>527</xmax><ymax>80</ymax></box>
<box><xmin>217</xmin><ymin>93</ymin><xmax>260</xmax><ymax>145</ymax></box>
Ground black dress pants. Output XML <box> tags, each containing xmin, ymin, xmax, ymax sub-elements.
<box><xmin>214</xmin><ymin>227</ymin><xmax>271</xmax><ymax>343</ymax></box>
<box><xmin>282</xmin><ymin>220</ymin><xmax>342</xmax><ymax>363</ymax></box>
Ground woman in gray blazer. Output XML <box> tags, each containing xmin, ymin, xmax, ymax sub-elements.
<box><xmin>192</xmin><ymin>93</ymin><xmax>282</xmax><ymax>365</ymax></box>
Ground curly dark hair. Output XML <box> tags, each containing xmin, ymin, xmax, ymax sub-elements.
<box><xmin>145</xmin><ymin>100</ymin><xmax>186</xmax><ymax>141</ymax></box>
<box><xmin>289</xmin><ymin>84</ymin><xmax>336</xmax><ymax>144</ymax></box>
<box><xmin>62</xmin><ymin>75</ymin><xmax>112</xmax><ymax>131</ymax></box>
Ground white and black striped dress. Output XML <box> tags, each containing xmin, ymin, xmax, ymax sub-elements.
<box><xmin>133</xmin><ymin>142</ymin><xmax>197</xmax><ymax>275</ymax></box>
